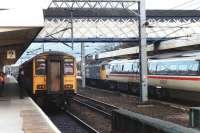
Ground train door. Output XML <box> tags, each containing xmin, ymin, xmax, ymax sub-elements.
<box><xmin>47</xmin><ymin>56</ymin><xmax>64</xmax><ymax>93</ymax></box>
<box><xmin>50</xmin><ymin>61</ymin><xmax>61</xmax><ymax>91</ymax></box>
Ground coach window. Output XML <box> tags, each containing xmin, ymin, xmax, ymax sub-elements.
<box><xmin>188</xmin><ymin>61</ymin><xmax>199</xmax><ymax>75</ymax></box>
<box><xmin>178</xmin><ymin>64</ymin><xmax>188</xmax><ymax>75</ymax></box>
<box><xmin>149</xmin><ymin>62</ymin><xmax>157</xmax><ymax>74</ymax></box>
<box><xmin>117</xmin><ymin>64</ymin><xmax>122</xmax><ymax>72</ymax></box>
<box><xmin>111</xmin><ymin>64</ymin><xmax>116</xmax><ymax>72</ymax></box>
<box><xmin>122</xmin><ymin>65</ymin><xmax>124</xmax><ymax>72</ymax></box>
<box><xmin>64</xmin><ymin>59</ymin><xmax>74</xmax><ymax>75</ymax></box>
<box><xmin>124</xmin><ymin>63</ymin><xmax>132</xmax><ymax>72</ymax></box>
<box><xmin>35</xmin><ymin>59</ymin><xmax>46</xmax><ymax>75</ymax></box>
<box><xmin>169</xmin><ymin>64</ymin><xmax>177</xmax><ymax>75</ymax></box>
<box><xmin>112</xmin><ymin>65</ymin><xmax>116</xmax><ymax>72</ymax></box>
<box><xmin>156</xmin><ymin>63</ymin><xmax>166</xmax><ymax>75</ymax></box>
<box><xmin>132</xmin><ymin>63</ymin><xmax>139</xmax><ymax>73</ymax></box>
<box><xmin>119</xmin><ymin>64</ymin><xmax>123</xmax><ymax>72</ymax></box>
<box><xmin>105</xmin><ymin>64</ymin><xmax>110</xmax><ymax>70</ymax></box>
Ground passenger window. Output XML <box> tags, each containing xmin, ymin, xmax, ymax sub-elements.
<box><xmin>157</xmin><ymin>64</ymin><xmax>163</xmax><ymax>74</ymax></box>
<box><xmin>178</xmin><ymin>64</ymin><xmax>188</xmax><ymax>74</ymax></box>
<box><xmin>188</xmin><ymin>61</ymin><xmax>199</xmax><ymax>75</ymax></box>
<box><xmin>122</xmin><ymin>65</ymin><xmax>124</xmax><ymax>71</ymax></box>
<box><xmin>149</xmin><ymin>62</ymin><xmax>157</xmax><ymax>74</ymax></box>
<box><xmin>169</xmin><ymin>64</ymin><xmax>177</xmax><ymax>74</ymax></box>
<box><xmin>64</xmin><ymin>59</ymin><xmax>74</xmax><ymax>75</ymax></box>
<box><xmin>35</xmin><ymin>59</ymin><xmax>46</xmax><ymax>75</ymax></box>
<box><xmin>132</xmin><ymin>63</ymin><xmax>139</xmax><ymax>73</ymax></box>
<box><xmin>123</xmin><ymin>63</ymin><xmax>132</xmax><ymax>72</ymax></box>
<box><xmin>111</xmin><ymin>65</ymin><xmax>115</xmax><ymax>72</ymax></box>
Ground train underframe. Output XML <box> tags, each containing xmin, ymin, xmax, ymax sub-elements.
<box><xmin>33</xmin><ymin>89</ymin><xmax>75</xmax><ymax>108</ymax></box>
<box><xmin>86</xmin><ymin>78</ymin><xmax>200</xmax><ymax>103</ymax></box>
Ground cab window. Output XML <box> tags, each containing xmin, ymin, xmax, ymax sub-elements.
<box><xmin>64</xmin><ymin>59</ymin><xmax>74</xmax><ymax>75</ymax></box>
<box><xmin>35</xmin><ymin>59</ymin><xmax>46</xmax><ymax>75</ymax></box>
<box><xmin>102</xmin><ymin>65</ymin><xmax>105</xmax><ymax>70</ymax></box>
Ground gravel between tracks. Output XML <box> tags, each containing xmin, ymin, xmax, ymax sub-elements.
<box><xmin>78</xmin><ymin>87</ymin><xmax>190</xmax><ymax>127</ymax></box>
<box><xmin>47</xmin><ymin>109</ymin><xmax>89</xmax><ymax>133</ymax></box>
<box><xmin>69</xmin><ymin>100</ymin><xmax>111</xmax><ymax>133</ymax></box>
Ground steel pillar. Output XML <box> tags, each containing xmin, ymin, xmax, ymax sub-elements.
<box><xmin>81</xmin><ymin>42</ymin><xmax>86</xmax><ymax>88</ymax></box>
<box><xmin>138</xmin><ymin>0</ymin><xmax>148</xmax><ymax>103</ymax></box>
<box><xmin>70</xmin><ymin>11</ymin><xmax>74</xmax><ymax>50</ymax></box>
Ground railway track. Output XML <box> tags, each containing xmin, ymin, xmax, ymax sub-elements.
<box><xmin>85</xmin><ymin>85</ymin><xmax>190</xmax><ymax>112</ymax></box>
<box><xmin>72</xmin><ymin>94</ymin><xmax>118</xmax><ymax>119</ymax></box>
<box><xmin>65</xmin><ymin>110</ymin><xmax>100</xmax><ymax>133</ymax></box>
<box><xmin>45</xmin><ymin>105</ymin><xmax>99</xmax><ymax>133</ymax></box>
<box><xmin>44</xmin><ymin>93</ymin><xmax>116</xmax><ymax>133</ymax></box>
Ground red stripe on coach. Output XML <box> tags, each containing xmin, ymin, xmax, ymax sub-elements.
<box><xmin>109</xmin><ymin>74</ymin><xmax>200</xmax><ymax>81</ymax></box>
<box><xmin>147</xmin><ymin>75</ymin><xmax>200</xmax><ymax>81</ymax></box>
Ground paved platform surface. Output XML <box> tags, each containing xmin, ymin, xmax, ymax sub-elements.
<box><xmin>0</xmin><ymin>75</ymin><xmax>60</xmax><ymax>133</ymax></box>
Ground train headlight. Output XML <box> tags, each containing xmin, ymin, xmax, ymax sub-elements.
<box><xmin>64</xmin><ymin>84</ymin><xmax>73</xmax><ymax>89</ymax></box>
<box><xmin>37</xmin><ymin>84</ymin><xmax>45</xmax><ymax>90</ymax></box>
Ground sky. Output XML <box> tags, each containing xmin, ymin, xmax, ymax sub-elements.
<box><xmin>1</xmin><ymin>0</ymin><xmax>200</xmax><ymax>64</ymax></box>
<box><xmin>0</xmin><ymin>0</ymin><xmax>51</xmax><ymax>9</ymax></box>
<box><xmin>1</xmin><ymin>0</ymin><xmax>200</xmax><ymax>10</ymax></box>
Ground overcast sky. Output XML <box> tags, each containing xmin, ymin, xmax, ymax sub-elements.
<box><xmin>0</xmin><ymin>0</ymin><xmax>200</xmax><ymax>10</ymax></box>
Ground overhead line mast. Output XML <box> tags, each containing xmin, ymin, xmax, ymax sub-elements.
<box><xmin>138</xmin><ymin>0</ymin><xmax>148</xmax><ymax>103</ymax></box>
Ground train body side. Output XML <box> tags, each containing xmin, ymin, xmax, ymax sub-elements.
<box><xmin>86</xmin><ymin>58</ymin><xmax>200</xmax><ymax>102</ymax></box>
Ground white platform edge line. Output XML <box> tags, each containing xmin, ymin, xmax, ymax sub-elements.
<box><xmin>28</xmin><ymin>97</ymin><xmax>61</xmax><ymax>133</ymax></box>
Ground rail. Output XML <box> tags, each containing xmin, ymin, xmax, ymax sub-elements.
<box><xmin>65</xmin><ymin>110</ymin><xmax>100</xmax><ymax>133</ymax></box>
<box><xmin>72</xmin><ymin>94</ymin><xmax>118</xmax><ymax>119</ymax></box>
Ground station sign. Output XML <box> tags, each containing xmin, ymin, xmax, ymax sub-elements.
<box><xmin>7</xmin><ymin>50</ymin><xmax>16</xmax><ymax>59</ymax></box>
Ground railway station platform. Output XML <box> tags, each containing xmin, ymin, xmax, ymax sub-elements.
<box><xmin>0</xmin><ymin>75</ymin><xmax>60</xmax><ymax>133</ymax></box>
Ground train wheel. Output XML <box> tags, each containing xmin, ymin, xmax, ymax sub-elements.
<box><xmin>148</xmin><ymin>87</ymin><xmax>156</xmax><ymax>97</ymax></box>
<box><xmin>129</xmin><ymin>84</ymin><xmax>139</xmax><ymax>95</ymax></box>
<box><xmin>129</xmin><ymin>86</ymin><xmax>137</xmax><ymax>94</ymax></box>
<box><xmin>109</xmin><ymin>81</ymin><xmax>117</xmax><ymax>91</ymax></box>
<box><xmin>162</xmin><ymin>89</ymin><xmax>170</xmax><ymax>100</ymax></box>
<box><xmin>155</xmin><ymin>88</ymin><xmax>169</xmax><ymax>99</ymax></box>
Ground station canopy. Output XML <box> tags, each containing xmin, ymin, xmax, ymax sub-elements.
<box><xmin>0</xmin><ymin>8</ymin><xmax>43</xmax><ymax>65</ymax></box>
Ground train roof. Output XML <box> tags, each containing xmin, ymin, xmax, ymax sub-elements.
<box><xmin>108</xmin><ymin>59</ymin><xmax>138</xmax><ymax>64</ymax></box>
<box><xmin>21</xmin><ymin>51</ymin><xmax>75</xmax><ymax>66</ymax></box>
<box><xmin>150</xmin><ymin>56</ymin><xmax>200</xmax><ymax>62</ymax></box>
<box><xmin>86</xmin><ymin>59</ymin><xmax>113</xmax><ymax>66</ymax></box>
<box><xmin>37</xmin><ymin>51</ymin><xmax>75</xmax><ymax>58</ymax></box>
<box><xmin>106</xmin><ymin>56</ymin><xmax>200</xmax><ymax>64</ymax></box>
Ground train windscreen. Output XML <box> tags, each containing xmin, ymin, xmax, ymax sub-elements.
<box><xmin>64</xmin><ymin>59</ymin><xmax>74</xmax><ymax>75</ymax></box>
<box><xmin>35</xmin><ymin>59</ymin><xmax>46</xmax><ymax>75</ymax></box>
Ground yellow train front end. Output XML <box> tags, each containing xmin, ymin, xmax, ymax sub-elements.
<box><xmin>30</xmin><ymin>52</ymin><xmax>77</xmax><ymax>106</ymax></box>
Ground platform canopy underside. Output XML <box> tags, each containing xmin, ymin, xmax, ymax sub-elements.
<box><xmin>0</xmin><ymin>27</ymin><xmax>42</xmax><ymax>65</ymax></box>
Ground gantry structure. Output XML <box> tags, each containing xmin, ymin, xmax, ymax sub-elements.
<box><xmin>35</xmin><ymin>0</ymin><xmax>200</xmax><ymax>44</ymax></box>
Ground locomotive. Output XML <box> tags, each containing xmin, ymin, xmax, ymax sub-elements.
<box><xmin>20</xmin><ymin>51</ymin><xmax>77</xmax><ymax>106</ymax></box>
<box><xmin>86</xmin><ymin>57</ymin><xmax>200</xmax><ymax>102</ymax></box>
